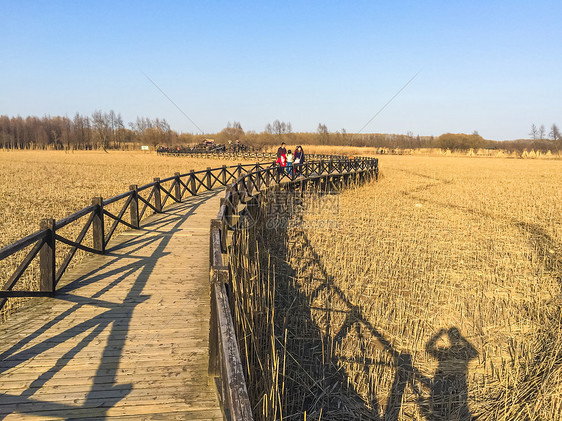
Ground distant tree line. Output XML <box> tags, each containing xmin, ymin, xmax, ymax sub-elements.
<box><xmin>0</xmin><ymin>112</ymin><xmax>198</xmax><ymax>150</ymax></box>
<box><xmin>1</xmin><ymin>113</ymin><xmax>560</xmax><ymax>152</ymax></box>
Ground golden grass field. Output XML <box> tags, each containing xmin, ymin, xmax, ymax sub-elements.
<box><xmin>228</xmin><ymin>153</ymin><xmax>561</xmax><ymax>420</ymax></box>
<box><xmin>284</xmin><ymin>155</ymin><xmax>562</xmax><ymax>419</ymax></box>
<box><xmin>265</xmin><ymin>144</ymin><xmax>562</xmax><ymax>159</ymax></box>
<box><xmin>0</xmin><ymin>150</ymin><xmax>252</xmax><ymax>320</ymax></box>
<box><xmin>2</xmin><ymin>150</ymin><xmax>562</xmax><ymax>419</ymax></box>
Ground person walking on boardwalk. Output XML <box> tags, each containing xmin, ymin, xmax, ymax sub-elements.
<box><xmin>293</xmin><ymin>145</ymin><xmax>304</xmax><ymax>175</ymax></box>
<box><xmin>276</xmin><ymin>150</ymin><xmax>287</xmax><ymax>175</ymax></box>
<box><xmin>286</xmin><ymin>149</ymin><xmax>294</xmax><ymax>176</ymax></box>
<box><xmin>277</xmin><ymin>142</ymin><xmax>287</xmax><ymax>158</ymax></box>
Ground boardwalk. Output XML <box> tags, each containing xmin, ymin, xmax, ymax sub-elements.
<box><xmin>0</xmin><ymin>190</ymin><xmax>224</xmax><ymax>420</ymax></box>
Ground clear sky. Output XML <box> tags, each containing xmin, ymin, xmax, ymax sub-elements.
<box><xmin>1</xmin><ymin>0</ymin><xmax>560</xmax><ymax>140</ymax></box>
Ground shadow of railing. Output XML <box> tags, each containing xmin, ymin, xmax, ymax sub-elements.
<box><xmin>0</xmin><ymin>190</ymin><xmax>220</xmax><ymax>419</ymax></box>
<box><xmin>226</xmin><ymin>177</ymin><xmax>478</xmax><ymax>420</ymax></box>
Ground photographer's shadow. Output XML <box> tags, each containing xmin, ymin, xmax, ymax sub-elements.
<box><xmin>420</xmin><ymin>327</ymin><xmax>478</xmax><ymax>421</ymax></box>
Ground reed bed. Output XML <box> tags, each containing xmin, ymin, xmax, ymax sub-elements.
<box><xmin>229</xmin><ymin>155</ymin><xmax>562</xmax><ymax>420</ymax></box>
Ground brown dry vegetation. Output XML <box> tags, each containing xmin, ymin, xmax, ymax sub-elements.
<box><xmin>265</xmin><ymin>144</ymin><xmax>562</xmax><ymax>159</ymax></box>
<box><xmin>0</xmin><ymin>150</ymin><xmax>252</xmax><ymax>321</ymax></box>
<box><xmin>231</xmin><ymin>155</ymin><xmax>562</xmax><ymax>420</ymax></box>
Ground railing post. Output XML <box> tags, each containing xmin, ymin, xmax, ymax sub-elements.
<box><xmin>207</xmin><ymin>167</ymin><xmax>212</xmax><ymax>190</ymax></box>
<box><xmin>238</xmin><ymin>177</ymin><xmax>246</xmax><ymax>203</ymax></box>
<box><xmin>247</xmin><ymin>173</ymin><xmax>254</xmax><ymax>196</ymax></box>
<box><xmin>190</xmin><ymin>170</ymin><xmax>197</xmax><ymax>195</ymax></box>
<box><xmin>39</xmin><ymin>218</ymin><xmax>56</xmax><ymax>294</ymax></box>
<box><xmin>219</xmin><ymin>198</ymin><xmax>228</xmax><ymax>253</ymax></box>
<box><xmin>255</xmin><ymin>168</ymin><xmax>262</xmax><ymax>191</ymax></box>
<box><xmin>174</xmin><ymin>172</ymin><xmax>181</xmax><ymax>201</ymax></box>
<box><xmin>226</xmin><ymin>187</ymin><xmax>235</xmax><ymax>227</ymax></box>
<box><xmin>221</xmin><ymin>165</ymin><xmax>227</xmax><ymax>185</ymax></box>
<box><xmin>92</xmin><ymin>197</ymin><xmax>105</xmax><ymax>253</ymax></box>
<box><xmin>153</xmin><ymin>178</ymin><xmax>162</xmax><ymax>212</ymax></box>
<box><xmin>129</xmin><ymin>185</ymin><xmax>140</xmax><ymax>229</ymax></box>
<box><xmin>230</xmin><ymin>188</ymin><xmax>239</xmax><ymax>220</ymax></box>
<box><xmin>237</xmin><ymin>163</ymin><xmax>243</xmax><ymax>180</ymax></box>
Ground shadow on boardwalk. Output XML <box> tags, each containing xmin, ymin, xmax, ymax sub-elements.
<box><xmin>0</xmin><ymin>190</ymin><xmax>221</xmax><ymax>419</ymax></box>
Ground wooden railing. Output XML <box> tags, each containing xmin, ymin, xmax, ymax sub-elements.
<box><xmin>157</xmin><ymin>149</ymin><xmax>348</xmax><ymax>161</ymax></box>
<box><xmin>0</xmin><ymin>154</ymin><xmax>378</xmax><ymax>420</ymax></box>
<box><xmin>0</xmin><ymin>161</ymin><xmax>287</xmax><ymax>310</ymax></box>
<box><xmin>208</xmin><ymin>157</ymin><xmax>379</xmax><ymax>420</ymax></box>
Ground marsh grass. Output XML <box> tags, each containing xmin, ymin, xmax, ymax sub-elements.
<box><xmin>230</xmin><ymin>155</ymin><xmax>562</xmax><ymax>420</ymax></box>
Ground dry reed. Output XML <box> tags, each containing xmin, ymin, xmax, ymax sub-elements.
<box><xmin>229</xmin><ymin>155</ymin><xmax>562</xmax><ymax>420</ymax></box>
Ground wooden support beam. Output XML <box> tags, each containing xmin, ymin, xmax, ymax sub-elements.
<box><xmin>91</xmin><ymin>197</ymin><xmax>105</xmax><ymax>253</ymax></box>
<box><xmin>190</xmin><ymin>170</ymin><xmax>197</xmax><ymax>195</ymax></box>
<box><xmin>153</xmin><ymin>178</ymin><xmax>162</xmax><ymax>212</ymax></box>
<box><xmin>129</xmin><ymin>185</ymin><xmax>140</xmax><ymax>229</ymax></box>
<box><xmin>174</xmin><ymin>172</ymin><xmax>181</xmax><ymax>201</ymax></box>
<box><xmin>39</xmin><ymin>218</ymin><xmax>56</xmax><ymax>294</ymax></box>
<box><xmin>206</xmin><ymin>167</ymin><xmax>212</xmax><ymax>190</ymax></box>
<box><xmin>221</xmin><ymin>165</ymin><xmax>227</xmax><ymax>185</ymax></box>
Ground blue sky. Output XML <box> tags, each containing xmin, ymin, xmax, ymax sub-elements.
<box><xmin>1</xmin><ymin>1</ymin><xmax>560</xmax><ymax>140</ymax></box>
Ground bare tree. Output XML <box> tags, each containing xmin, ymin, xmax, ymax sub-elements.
<box><xmin>265</xmin><ymin>120</ymin><xmax>292</xmax><ymax>136</ymax></box>
<box><xmin>539</xmin><ymin>124</ymin><xmax>546</xmax><ymax>140</ymax></box>
<box><xmin>317</xmin><ymin>123</ymin><xmax>329</xmax><ymax>144</ymax></box>
<box><xmin>529</xmin><ymin>124</ymin><xmax>538</xmax><ymax>140</ymax></box>
<box><xmin>91</xmin><ymin>110</ymin><xmax>111</xmax><ymax>149</ymax></box>
<box><xmin>272</xmin><ymin>120</ymin><xmax>283</xmax><ymax>135</ymax></box>
<box><xmin>220</xmin><ymin>121</ymin><xmax>245</xmax><ymax>142</ymax></box>
<box><xmin>549</xmin><ymin>124</ymin><xmax>560</xmax><ymax>142</ymax></box>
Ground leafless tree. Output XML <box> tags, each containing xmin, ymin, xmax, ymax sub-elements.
<box><xmin>92</xmin><ymin>110</ymin><xmax>112</xmax><ymax>149</ymax></box>
<box><xmin>529</xmin><ymin>124</ymin><xmax>538</xmax><ymax>141</ymax></box>
<box><xmin>549</xmin><ymin>124</ymin><xmax>560</xmax><ymax>142</ymax></box>
<box><xmin>539</xmin><ymin>124</ymin><xmax>546</xmax><ymax>140</ymax></box>
<box><xmin>317</xmin><ymin>123</ymin><xmax>329</xmax><ymax>144</ymax></box>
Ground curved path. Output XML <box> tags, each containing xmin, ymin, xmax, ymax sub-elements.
<box><xmin>0</xmin><ymin>190</ymin><xmax>223</xmax><ymax>420</ymax></box>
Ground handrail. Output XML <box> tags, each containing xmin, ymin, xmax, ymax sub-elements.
<box><xmin>0</xmin><ymin>153</ymin><xmax>378</xmax><ymax>420</ymax></box>
<box><xmin>0</xmin><ymin>161</ymin><xmax>282</xmax><ymax>307</ymax></box>
<box><xmin>0</xmin><ymin>230</ymin><xmax>47</xmax><ymax>260</ymax></box>
<box><xmin>157</xmin><ymin>149</ymin><xmax>351</xmax><ymax>162</ymax></box>
<box><xmin>208</xmin><ymin>157</ymin><xmax>379</xmax><ymax>419</ymax></box>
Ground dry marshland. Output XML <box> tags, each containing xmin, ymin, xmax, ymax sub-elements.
<box><xmin>265</xmin><ymin>144</ymin><xmax>562</xmax><ymax>159</ymax></box>
<box><xmin>0</xmin><ymin>150</ymin><xmax>252</xmax><ymax>320</ymax></box>
<box><xmin>231</xmin><ymin>155</ymin><xmax>562</xmax><ymax>420</ymax></box>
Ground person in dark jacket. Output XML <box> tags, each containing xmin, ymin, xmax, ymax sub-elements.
<box><xmin>277</xmin><ymin>142</ymin><xmax>287</xmax><ymax>158</ymax></box>
<box><xmin>293</xmin><ymin>145</ymin><xmax>304</xmax><ymax>163</ymax></box>
<box><xmin>293</xmin><ymin>145</ymin><xmax>304</xmax><ymax>176</ymax></box>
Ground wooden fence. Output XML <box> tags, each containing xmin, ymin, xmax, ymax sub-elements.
<box><xmin>0</xmin><ymin>161</ymin><xmax>286</xmax><ymax>310</ymax></box>
<box><xmin>208</xmin><ymin>157</ymin><xmax>379</xmax><ymax>420</ymax></box>
<box><xmin>157</xmin><ymin>149</ymin><xmax>348</xmax><ymax>161</ymax></box>
<box><xmin>0</xmin><ymin>155</ymin><xmax>379</xmax><ymax>420</ymax></box>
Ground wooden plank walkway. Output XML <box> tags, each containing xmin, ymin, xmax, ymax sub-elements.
<box><xmin>0</xmin><ymin>190</ymin><xmax>224</xmax><ymax>420</ymax></box>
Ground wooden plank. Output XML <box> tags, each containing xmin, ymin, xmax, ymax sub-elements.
<box><xmin>214</xmin><ymin>277</ymin><xmax>253</xmax><ymax>421</ymax></box>
<box><xmin>0</xmin><ymin>192</ymin><xmax>224</xmax><ymax>419</ymax></box>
